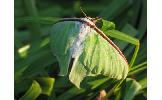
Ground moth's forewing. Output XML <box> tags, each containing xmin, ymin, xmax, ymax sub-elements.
<box><xmin>50</xmin><ymin>21</ymin><xmax>81</xmax><ymax>76</ymax></box>
<box><xmin>69</xmin><ymin>25</ymin><xmax>128</xmax><ymax>88</ymax></box>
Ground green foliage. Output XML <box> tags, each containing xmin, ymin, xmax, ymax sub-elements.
<box><xmin>123</xmin><ymin>78</ymin><xmax>142</xmax><ymax>100</ymax></box>
<box><xmin>36</xmin><ymin>77</ymin><xmax>55</xmax><ymax>96</ymax></box>
<box><xmin>18</xmin><ymin>77</ymin><xmax>55</xmax><ymax>100</ymax></box>
<box><xmin>19</xmin><ymin>80</ymin><xmax>42</xmax><ymax>100</ymax></box>
<box><xmin>14</xmin><ymin>0</ymin><xmax>147</xmax><ymax>100</ymax></box>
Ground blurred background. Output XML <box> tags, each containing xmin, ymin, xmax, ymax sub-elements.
<box><xmin>15</xmin><ymin>0</ymin><xmax>147</xmax><ymax>100</ymax></box>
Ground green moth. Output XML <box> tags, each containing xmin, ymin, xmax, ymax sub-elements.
<box><xmin>50</xmin><ymin>18</ymin><xmax>129</xmax><ymax>88</ymax></box>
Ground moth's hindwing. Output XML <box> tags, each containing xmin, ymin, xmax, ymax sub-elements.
<box><xmin>51</xmin><ymin>21</ymin><xmax>81</xmax><ymax>76</ymax></box>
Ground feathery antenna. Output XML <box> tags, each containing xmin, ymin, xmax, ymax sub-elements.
<box><xmin>80</xmin><ymin>7</ymin><xmax>88</xmax><ymax>18</ymax></box>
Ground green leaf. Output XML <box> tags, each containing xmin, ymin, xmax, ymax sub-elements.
<box><xmin>99</xmin><ymin>0</ymin><xmax>133</xmax><ymax>19</ymax></box>
<box><xmin>24</xmin><ymin>0</ymin><xmax>42</xmax><ymax>41</ymax></box>
<box><xmin>56</xmin><ymin>87</ymin><xmax>85</xmax><ymax>100</ymax></box>
<box><xmin>113</xmin><ymin>23</ymin><xmax>138</xmax><ymax>50</ymax></box>
<box><xmin>18</xmin><ymin>77</ymin><xmax>55</xmax><ymax>100</ymax></box>
<box><xmin>15</xmin><ymin>79</ymin><xmax>32</xmax><ymax>96</ymax></box>
<box><xmin>104</xmin><ymin>30</ymin><xmax>139</xmax><ymax>45</ymax></box>
<box><xmin>123</xmin><ymin>78</ymin><xmax>141</xmax><ymax>100</ymax></box>
<box><xmin>86</xmin><ymin>77</ymin><xmax>110</xmax><ymax>89</ymax></box>
<box><xmin>101</xmin><ymin>19</ymin><xmax>115</xmax><ymax>30</ymax></box>
<box><xmin>128</xmin><ymin>61</ymin><xmax>147</xmax><ymax>76</ymax></box>
<box><xmin>137</xmin><ymin>0</ymin><xmax>147</xmax><ymax>39</ymax></box>
<box><xmin>19</xmin><ymin>80</ymin><xmax>42</xmax><ymax>100</ymax></box>
<box><xmin>54</xmin><ymin>76</ymin><xmax>72</xmax><ymax>89</ymax></box>
<box><xmin>96</xmin><ymin>19</ymin><xmax>115</xmax><ymax>31</ymax></box>
<box><xmin>15</xmin><ymin>17</ymin><xmax>61</xmax><ymax>26</ymax></box>
<box><xmin>15</xmin><ymin>48</ymin><xmax>53</xmax><ymax>80</ymax></box>
<box><xmin>36</xmin><ymin>77</ymin><xmax>55</xmax><ymax>96</ymax></box>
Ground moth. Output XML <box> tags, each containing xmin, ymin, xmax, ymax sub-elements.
<box><xmin>50</xmin><ymin>17</ymin><xmax>129</xmax><ymax>88</ymax></box>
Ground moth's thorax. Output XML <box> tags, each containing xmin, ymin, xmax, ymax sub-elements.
<box><xmin>70</xmin><ymin>19</ymin><xmax>96</xmax><ymax>58</ymax></box>
<box><xmin>81</xmin><ymin>18</ymin><xmax>96</xmax><ymax>26</ymax></box>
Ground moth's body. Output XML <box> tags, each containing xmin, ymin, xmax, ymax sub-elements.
<box><xmin>51</xmin><ymin>17</ymin><xmax>129</xmax><ymax>88</ymax></box>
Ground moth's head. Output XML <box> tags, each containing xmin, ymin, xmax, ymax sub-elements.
<box><xmin>88</xmin><ymin>17</ymin><xmax>101</xmax><ymax>24</ymax></box>
<box><xmin>80</xmin><ymin>7</ymin><xmax>101</xmax><ymax>24</ymax></box>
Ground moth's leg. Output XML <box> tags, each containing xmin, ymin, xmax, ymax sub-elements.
<box><xmin>105</xmin><ymin>30</ymin><xmax>140</xmax><ymax>68</ymax></box>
